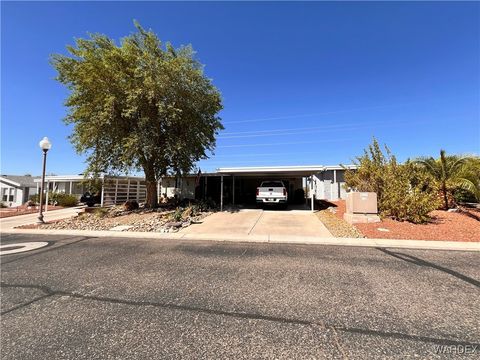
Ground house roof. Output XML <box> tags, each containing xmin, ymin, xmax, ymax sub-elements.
<box><xmin>216</xmin><ymin>165</ymin><xmax>357</xmax><ymax>177</ymax></box>
<box><xmin>0</xmin><ymin>175</ymin><xmax>39</xmax><ymax>187</ymax></box>
<box><xmin>33</xmin><ymin>174</ymin><xmax>146</xmax><ymax>182</ymax></box>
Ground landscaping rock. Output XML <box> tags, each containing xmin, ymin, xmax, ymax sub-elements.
<box><xmin>40</xmin><ymin>205</ymin><xmax>213</xmax><ymax>233</ymax></box>
<box><xmin>165</xmin><ymin>221</ymin><xmax>183</xmax><ymax>228</ymax></box>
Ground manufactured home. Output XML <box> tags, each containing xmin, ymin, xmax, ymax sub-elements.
<box><xmin>36</xmin><ymin>165</ymin><xmax>355</xmax><ymax>210</ymax></box>
<box><xmin>0</xmin><ymin>175</ymin><xmax>39</xmax><ymax>207</ymax></box>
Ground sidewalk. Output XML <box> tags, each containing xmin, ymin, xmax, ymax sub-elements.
<box><xmin>0</xmin><ymin>206</ymin><xmax>85</xmax><ymax>231</ymax></box>
<box><xmin>1</xmin><ymin>227</ymin><xmax>479</xmax><ymax>252</ymax></box>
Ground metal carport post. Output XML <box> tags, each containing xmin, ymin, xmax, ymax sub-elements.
<box><xmin>220</xmin><ymin>175</ymin><xmax>224</xmax><ymax>211</ymax></box>
<box><xmin>310</xmin><ymin>175</ymin><xmax>314</xmax><ymax>212</ymax></box>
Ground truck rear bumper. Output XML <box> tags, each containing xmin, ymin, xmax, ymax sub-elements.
<box><xmin>256</xmin><ymin>198</ymin><xmax>288</xmax><ymax>204</ymax></box>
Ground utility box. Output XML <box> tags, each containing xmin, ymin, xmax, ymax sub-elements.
<box><xmin>344</xmin><ymin>192</ymin><xmax>380</xmax><ymax>224</ymax></box>
<box><xmin>346</xmin><ymin>192</ymin><xmax>378</xmax><ymax>214</ymax></box>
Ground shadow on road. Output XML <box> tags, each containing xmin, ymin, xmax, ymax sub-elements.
<box><xmin>377</xmin><ymin>248</ymin><xmax>480</xmax><ymax>288</ymax></box>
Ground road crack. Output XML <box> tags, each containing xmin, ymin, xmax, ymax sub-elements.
<box><xmin>1</xmin><ymin>282</ymin><xmax>479</xmax><ymax>349</ymax></box>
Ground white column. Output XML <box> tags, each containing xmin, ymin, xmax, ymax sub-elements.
<box><xmin>310</xmin><ymin>175</ymin><xmax>314</xmax><ymax>212</ymax></box>
<box><xmin>69</xmin><ymin>181</ymin><xmax>73</xmax><ymax>194</ymax></box>
<box><xmin>333</xmin><ymin>169</ymin><xmax>338</xmax><ymax>199</ymax></box>
<box><xmin>100</xmin><ymin>178</ymin><xmax>105</xmax><ymax>207</ymax></box>
<box><xmin>220</xmin><ymin>175</ymin><xmax>224</xmax><ymax>211</ymax></box>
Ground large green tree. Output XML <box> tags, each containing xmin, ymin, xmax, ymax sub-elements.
<box><xmin>52</xmin><ymin>22</ymin><xmax>223</xmax><ymax>207</ymax></box>
<box><xmin>415</xmin><ymin>150</ymin><xmax>480</xmax><ymax>209</ymax></box>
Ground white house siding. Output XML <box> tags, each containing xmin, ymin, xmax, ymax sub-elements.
<box><xmin>313</xmin><ymin>169</ymin><xmax>348</xmax><ymax>201</ymax></box>
<box><xmin>1</xmin><ymin>177</ymin><xmax>38</xmax><ymax>207</ymax></box>
<box><xmin>0</xmin><ymin>185</ymin><xmax>22</xmax><ymax>207</ymax></box>
<box><xmin>159</xmin><ymin>177</ymin><xmax>195</xmax><ymax>199</ymax></box>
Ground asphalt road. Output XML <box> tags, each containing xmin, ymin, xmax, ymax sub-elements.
<box><xmin>1</xmin><ymin>234</ymin><xmax>479</xmax><ymax>359</ymax></box>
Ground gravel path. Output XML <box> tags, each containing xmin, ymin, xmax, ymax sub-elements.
<box><xmin>315</xmin><ymin>206</ymin><xmax>364</xmax><ymax>238</ymax></box>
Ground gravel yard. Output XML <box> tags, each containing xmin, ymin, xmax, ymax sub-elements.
<box><xmin>36</xmin><ymin>205</ymin><xmax>213</xmax><ymax>233</ymax></box>
<box><xmin>329</xmin><ymin>200</ymin><xmax>480</xmax><ymax>242</ymax></box>
<box><xmin>315</xmin><ymin>201</ymin><xmax>364</xmax><ymax>238</ymax></box>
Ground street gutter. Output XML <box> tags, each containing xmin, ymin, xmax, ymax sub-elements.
<box><xmin>1</xmin><ymin>228</ymin><xmax>479</xmax><ymax>252</ymax></box>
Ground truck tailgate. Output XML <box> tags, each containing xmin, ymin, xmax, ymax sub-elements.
<box><xmin>258</xmin><ymin>187</ymin><xmax>285</xmax><ymax>198</ymax></box>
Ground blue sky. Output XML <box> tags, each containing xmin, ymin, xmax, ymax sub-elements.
<box><xmin>2</xmin><ymin>1</ymin><xmax>479</xmax><ymax>176</ymax></box>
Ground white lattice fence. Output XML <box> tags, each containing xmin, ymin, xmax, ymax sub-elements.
<box><xmin>102</xmin><ymin>177</ymin><xmax>146</xmax><ymax>206</ymax></box>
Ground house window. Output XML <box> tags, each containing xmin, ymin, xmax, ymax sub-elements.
<box><xmin>8</xmin><ymin>195</ymin><xmax>13</xmax><ymax>202</ymax></box>
<box><xmin>2</xmin><ymin>195</ymin><xmax>6</xmax><ymax>201</ymax></box>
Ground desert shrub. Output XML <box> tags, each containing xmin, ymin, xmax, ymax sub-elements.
<box><xmin>171</xmin><ymin>207</ymin><xmax>183</xmax><ymax>222</ymax></box>
<box><xmin>29</xmin><ymin>194</ymin><xmax>40</xmax><ymax>204</ymax></box>
<box><xmin>454</xmin><ymin>188</ymin><xmax>477</xmax><ymax>204</ymax></box>
<box><xmin>93</xmin><ymin>207</ymin><xmax>109</xmax><ymax>218</ymax></box>
<box><xmin>182</xmin><ymin>206</ymin><xmax>194</xmax><ymax>220</ymax></box>
<box><xmin>0</xmin><ymin>202</ymin><xmax>7</xmax><ymax>208</ymax></box>
<box><xmin>345</xmin><ymin>139</ymin><xmax>440</xmax><ymax>223</ymax></box>
<box><xmin>123</xmin><ymin>200</ymin><xmax>139</xmax><ymax>211</ymax></box>
<box><xmin>29</xmin><ymin>192</ymin><xmax>78</xmax><ymax>206</ymax></box>
<box><xmin>380</xmin><ymin>162</ymin><xmax>440</xmax><ymax>223</ymax></box>
<box><xmin>56</xmin><ymin>193</ymin><xmax>79</xmax><ymax>207</ymax></box>
<box><xmin>195</xmin><ymin>199</ymin><xmax>216</xmax><ymax>212</ymax></box>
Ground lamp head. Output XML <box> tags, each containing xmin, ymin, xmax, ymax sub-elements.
<box><xmin>39</xmin><ymin>137</ymin><xmax>52</xmax><ymax>151</ymax></box>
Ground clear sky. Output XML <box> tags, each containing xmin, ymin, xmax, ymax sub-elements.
<box><xmin>2</xmin><ymin>1</ymin><xmax>479</xmax><ymax>176</ymax></box>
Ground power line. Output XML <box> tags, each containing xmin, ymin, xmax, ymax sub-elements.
<box><xmin>218</xmin><ymin>138</ymin><xmax>351</xmax><ymax>148</ymax></box>
<box><xmin>218</xmin><ymin>119</ymin><xmax>423</xmax><ymax>139</ymax></box>
<box><xmin>222</xmin><ymin>102</ymin><xmax>413</xmax><ymax>125</ymax></box>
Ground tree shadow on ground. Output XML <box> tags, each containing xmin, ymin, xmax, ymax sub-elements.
<box><xmin>377</xmin><ymin>248</ymin><xmax>480</xmax><ymax>288</ymax></box>
<box><xmin>315</xmin><ymin>200</ymin><xmax>338</xmax><ymax>211</ymax></box>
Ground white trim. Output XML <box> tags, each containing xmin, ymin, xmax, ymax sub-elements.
<box><xmin>0</xmin><ymin>177</ymin><xmax>22</xmax><ymax>187</ymax></box>
<box><xmin>217</xmin><ymin>165</ymin><xmax>325</xmax><ymax>174</ymax></box>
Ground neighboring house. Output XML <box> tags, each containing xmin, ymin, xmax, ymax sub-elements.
<box><xmin>0</xmin><ymin>175</ymin><xmax>39</xmax><ymax>207</ymax></box>
<box><xmin>34</xmin><ymin>175</ymin><xmax>147</xmax><ymax>206</ymax></box>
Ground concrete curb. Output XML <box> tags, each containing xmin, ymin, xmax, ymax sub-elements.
<box><xmin>1</xmin><ymin>228</ymin><xmax>479</xmax><ymax>252</ymax></box>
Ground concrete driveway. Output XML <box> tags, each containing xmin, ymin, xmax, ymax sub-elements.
<box><xmin>181</xmin><ymin>210</ymin><xmax>333</xmax><ymax>237</ymax></box>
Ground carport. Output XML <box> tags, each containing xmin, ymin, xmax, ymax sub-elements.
<box><xmin>216</xmin><ymin>166</ymin><xmax>325</xmax><ymax>212</ymax></box>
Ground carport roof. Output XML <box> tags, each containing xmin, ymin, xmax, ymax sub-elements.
<box><xmin>217</xmin><ymin>165</ymin><xmax>326</xmax><ymax>177</ymax></box>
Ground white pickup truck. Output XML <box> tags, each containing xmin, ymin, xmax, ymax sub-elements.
<box><xmin>256</xmin><ymin>181</ymin><xmax>288</xmax><ymax>207</ymax></box>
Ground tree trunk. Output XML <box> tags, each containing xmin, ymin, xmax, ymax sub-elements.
<box><xmin>442</xmin><ymin>184</ymin><xmax>449</xmax><ymax>210</ymax></box>
<box><xmin>143</xmin><ymin>165</ymin><xmax>158</xmax><ymax>208</ymax></box>
<box><xmin>145</xmin><ymin>180</ymin><xmax>158</xmax><ymax>208</ymax></box>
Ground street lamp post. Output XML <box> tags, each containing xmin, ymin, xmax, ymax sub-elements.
<box><xmin>37</xmin><ymin>137</ymin><xmax>52</xmax><ymax>224</ymax></box>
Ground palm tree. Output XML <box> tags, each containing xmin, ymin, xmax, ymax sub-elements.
<box><xmin>415</xmin><ymin>150</ymin><xmax>480</xmax><ymax>209</ymax></box>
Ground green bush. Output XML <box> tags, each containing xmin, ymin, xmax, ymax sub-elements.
<box><xmin>171</xmin><ymin>207</ymin><xmax>183</xmax><ymax>222</ymax></box>
<box><xmin>29</xmin><ymin>192</ymin><xmax>78</xmax><ymax>207</ymax></box>
<box><xmin>345</xmin><ymin>139</ymin><xmax>440</xmax><ymax>223</ymax></box>
<box><xmin>56</xmin><ymin>193</ymin><xmax>79</xmax><ymax>207</ymax></box>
